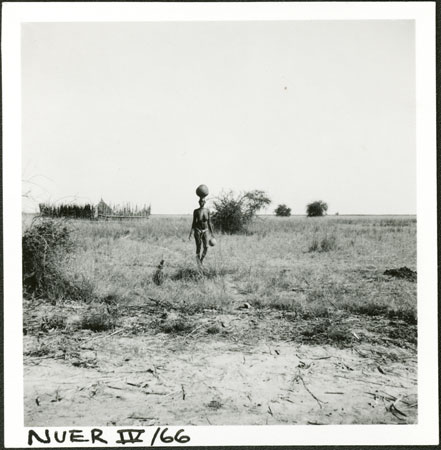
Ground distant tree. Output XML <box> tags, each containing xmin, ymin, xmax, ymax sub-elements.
<box><xmin>274</xmin><ymin>204</ymin><xmax>292</xmax><ymax>217</ymax></box>
<box><xmin>212</xmin><ymin>190</ymin><xmax>271</xmax><ymax>234</ymax></box>
<box><xmin>306</xmin><ymin>200</ymin><xmax>328</xmax><ymax>217</ymax></box>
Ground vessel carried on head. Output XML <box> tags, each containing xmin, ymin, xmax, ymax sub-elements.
<box><xmin>196</xmin><ymin>184</ymin><xmax>209</xmax><ymax>198</ymax></box>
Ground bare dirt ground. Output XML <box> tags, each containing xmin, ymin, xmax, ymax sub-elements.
<box><xmin>24</xmin><ymin>308</ymin><xmax>417</xmax><ymax>426</ymax></box>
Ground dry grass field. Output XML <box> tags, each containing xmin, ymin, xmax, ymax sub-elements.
<box><xmin>23</xmin><ymin>214</ymin><xmax>417</xmax><ymax>426</ymax></box>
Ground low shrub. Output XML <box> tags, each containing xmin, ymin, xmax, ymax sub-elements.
<box><xmin>22</xmin><ymin>219</ymin><xmax>75</xmax><ymax>299</ymax></box>
<box><xmin>274</xmin><ymin>204</ymin><xmax>292</xmax><ymax>217</ymax></box>
<box><xmin>300</xmin><ymin>319</ymin><xmax>352</xmax><ymax>345</ymax></box>
<box><xmin>206</xmin><ymin>324</ymin><xmax>221</xmax><ymax>334</ymax></box>
<box><xmin>158</xmin><ymin>312</ymin><xmax>194</xmax><ymax>334</ymax></box>
<box><xmin>80</xmin><ymin>304</ymin><xmax>115</xmax><ymax>332</ymax></box>
<box><xmin>22</xmin><ymin>218</ymin><xmax>96</xmax><ymax>302</ymax></box>
<box><xmin>387</xmin><ymin>308</ymin><xmax>417</xmax><ymax>324</ymax></box>
<box><xmin>212</xmin><ymin>190</ymin><xmax>271</xmax><ymax>234</ymax></box>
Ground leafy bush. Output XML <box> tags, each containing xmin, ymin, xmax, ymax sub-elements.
<box><xmin>212</xmin><ymin>190</ymin><xmax>271</xmax><ymax>233</ymax></box>
<box><xmin>306</xmin><ymin>200</ymin><xmax>328</xmax><ymax>217</ymax></box>
<box><xmin>22</xmin><ymin>218</ymin><xmax>96</xmax><ymax>302</ymax></box>
<box><xmin>274</xmin><ymin>204</ymin><xmax>292</xmax><ymax>217</ymax></box>
<box><xmin>22</xmin><ymin>219</ymin><xmax>75</xmax><ymax>299</ymax></box>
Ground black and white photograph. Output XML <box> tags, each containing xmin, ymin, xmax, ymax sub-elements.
<box><xmin>2</xmin><ymin>1</ymin><xmax>438</xmax><ymax>447</ymax></box>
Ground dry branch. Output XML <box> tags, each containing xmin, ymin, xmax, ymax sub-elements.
<box><xmin>128</xmin><ymin>414</ymin><xmax>158</xmax><ymax>421</ymax></box>
<box><xmin>82</xmin><ymin>328</ymin><xmax>123</xmax><ymax>345</ymax></box>
<box><xmin>294</xmin><ymin>373</ymin><xmax>326</xmax><ymax>409</ymax></box>
<box><xmin>335</xmin><ymin>374</ymin><xmax>403</xmax><ymax>388</ymax></box>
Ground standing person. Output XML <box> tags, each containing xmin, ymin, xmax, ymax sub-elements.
<box><xmin>189</xmin><ymin>197</ymin><xmax>215</xmax><ymax>265</ymax></box>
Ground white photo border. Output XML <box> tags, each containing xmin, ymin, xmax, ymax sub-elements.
<box><xmin>2</xmin><ymin>1</ymin><xmax>438</xmax><ymax>447</ymax></box>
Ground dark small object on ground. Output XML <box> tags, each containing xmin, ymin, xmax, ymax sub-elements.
<box><xmin>384</xmin><ymin>267</ymin><xmax>417</xmax><ymax>282</ymax></box>
<box><xmin>207</xmin><ymin>399</ymin><xmax>222</xmax><ymax>410</ymax></box>
<box><xmin>153</xmin><ymin>259</ymin><xmax>165</xmax><ymax>286</ymax></box>
<box><xmin>237</xmin><ymin>302</ymin><xmax>252</xmax><ymax>310</ymax></box>
<box><xmin>377</xmin><ymin>365</ymin><xmax>386</xmax><ymax>374</ymax></box>
<box><xmin>206</xmin><ymin>324</ymin><xmax>221</xmax><ymax>334</ymax></box>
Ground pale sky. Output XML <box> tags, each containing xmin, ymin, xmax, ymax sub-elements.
<box><xmin>22</xmin><ymin>20</ymin><xmax>415</xmax><ymax>215</ymax></box>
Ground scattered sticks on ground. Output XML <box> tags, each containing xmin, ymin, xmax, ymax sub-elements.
<box><xmin>335</xmin><ymin>374</ymin><xmax>404</xmax><ymax>389</ymax></box>
<box><xmin>183</xmin><ymin>323</ymin><xmax>209</xmax><ymax>341</ymax></box>
<box><xmin>293</xmin><ymin>373</ymin><xmax>326</xmax><ymax>409</ymax></box>
<box><xmin>128</xmin><ymin>414</ymin><xmax>158</xmax><ymax>421</ymax></box>
<box><xmin>82</xmin><ymin>328</ymin><xmax>124</xmax><ymax>345</ymax></box>
<box><xmin>146</xmin><ymin>297</ymin><xmax>176</xmax><ymax>310</ymax></box>
<box><xmin>387</xmin><ymin>404</ymin><xmax>407</xmax><ymax>421</ymax></box>
<box><xmin>280</xmin><ymin>396</ymin><xmax>295</xmax><ymax>404</ymax></box>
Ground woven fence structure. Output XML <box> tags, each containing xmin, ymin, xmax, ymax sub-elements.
<box><xmin>39</xmin><ymin>199</ymin><xmax>151</xmax><ymax>220</ymax></box>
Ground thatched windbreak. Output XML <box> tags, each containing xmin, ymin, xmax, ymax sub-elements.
<box><xmin>38</xmin><ymin>201</ymin><xmax>151</xmax><ymax>220</ymax></box>
<box><xmin>39</xmin><ymin>203</ymin><xmax>95</xmax><ymax>219</ymax></box>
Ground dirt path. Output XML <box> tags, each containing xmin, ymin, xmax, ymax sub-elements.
<box><xmin>24</xmin><ymin>335</ymin><xmax>417</xmax><ymax>426</ymax></box>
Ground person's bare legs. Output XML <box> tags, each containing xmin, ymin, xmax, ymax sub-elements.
<box><xmin>200</xmin><ymin>248</ymin><xmax>207</xmax><ymax>264</ymax></box>
<box><xmin>200</xmin><ymin>233</ymin><xmax>208</xmax><ymax>264</ymax></box>
<box><xmin>195</xmin><ymin>232</ymin><xmax>202</xmax><ymax>267</ymax></box>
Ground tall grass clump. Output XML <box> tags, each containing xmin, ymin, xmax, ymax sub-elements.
<box><xmin>22</xmin><ymin>218</ymin><xmax>94</xmax><ymax>302</ymax></box>
<box><xmin>308</xmin><ymin>234</ymin><xmax>338</xmax><ymax>252</ymax></box>
<box><xmin>23</xmin><ymin>219</ymin><xmax>73</xmax><ymax>298</ymax></box>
